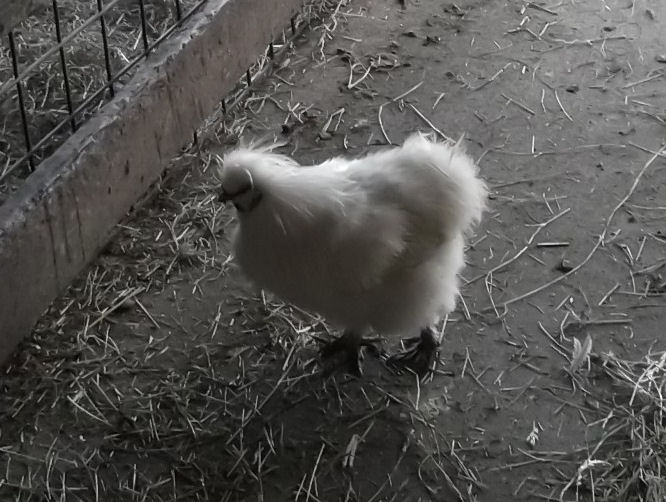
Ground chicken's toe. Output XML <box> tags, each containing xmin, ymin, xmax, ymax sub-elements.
<box><xmin>387</xmin><ymin>327</ymin><xmax>440</xmax><ymax>377</ymax></box>
<box><xmin>320</xmin><ymin>331</ymin><xmax>380</xmax><ymax>377</ymax></box>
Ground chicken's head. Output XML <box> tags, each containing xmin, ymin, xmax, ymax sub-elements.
<box><xmin>217</xmin><ymin>149</ymin><xmax>264</xmax><ymax>213</ymax></box>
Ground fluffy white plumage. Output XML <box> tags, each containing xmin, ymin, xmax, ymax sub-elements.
<box><xmin>218</xmin><ymin>133</ymin><xmax>487</xmax><ymax>363</ymax></box>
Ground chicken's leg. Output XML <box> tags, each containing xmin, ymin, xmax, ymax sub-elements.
<box><xmin>387</xmin><ymin>326</ymin><xmax>440</xmax><ymax>377</ymax></box>
<box><xmin>320</xmin><ymin>330</ymin><xmax>380</xmax><ymax>376</ymax></box>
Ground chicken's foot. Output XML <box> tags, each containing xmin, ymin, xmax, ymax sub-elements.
<box><xmin>320</xmin><ymin>331</ymin><xmax>381</xmax><ymax>377</ymax></box>
<box><xmin>387</xmin><ymin>326</ymin><xmax>440</xmax><ymax>377</ymax></box>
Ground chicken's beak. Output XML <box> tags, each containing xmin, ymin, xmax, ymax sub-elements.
<box><xmin>218</xmin><ymin>191</ymin><xmax>230</xmax><ymax>204</ymax></box>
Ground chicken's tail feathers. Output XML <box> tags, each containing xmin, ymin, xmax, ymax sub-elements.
<box><xmin>402</xmin><ymin>132</ymin><xmax>488</xmax><ymax>236</ymax></box>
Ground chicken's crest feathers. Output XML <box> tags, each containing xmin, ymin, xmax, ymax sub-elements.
<box><xmin>220</xmin><ymin>145</ymin><xmax>356</xmax><ymax>230</ymax></box>
<box><xmin>240</xmin><ymin>134</ymin><xmax>289</xmax><ymax>152</ymax></box>
<box><xmin>218</xmin><ymin>147</ymin><xmax>297</xmax><ymax>198</ymax></box>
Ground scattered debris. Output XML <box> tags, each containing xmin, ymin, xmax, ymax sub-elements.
<box><xmin>570</xmin><ymin>334</ymin><xmax>592</xmax><ymax>373</ymax></box>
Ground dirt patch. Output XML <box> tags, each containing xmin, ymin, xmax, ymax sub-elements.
<box><xmin>2</xmin><ymin>0</ymin><xmax>666</xmax><ymax>500</ymax></box>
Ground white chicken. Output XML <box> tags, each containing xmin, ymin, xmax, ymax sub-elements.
<box><xmin>217</xmin><ymin>132</ymin><xmax>487</xmax><ymax>376</ymax></box>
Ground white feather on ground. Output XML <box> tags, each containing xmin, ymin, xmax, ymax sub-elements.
<box><xmin>217</xmin><ymin>132</ymin><xmax>488</xmax><ymax>373</ymax></box>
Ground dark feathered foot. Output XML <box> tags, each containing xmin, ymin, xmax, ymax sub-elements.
<box><xmin>320</xmin><ymin>331</ymin><xmax>380</xmax><ymax>377</ymax></box>
<box><xmin>387</xmin><ymin>327</ymin><xmax>440</xmax><ymax>377</ymax></box>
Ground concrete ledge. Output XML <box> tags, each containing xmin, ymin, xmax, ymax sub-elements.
<box><xmin>0</xmin><ymin>0</ymin><xmax>305</xmax><ymax>364</ymax></box>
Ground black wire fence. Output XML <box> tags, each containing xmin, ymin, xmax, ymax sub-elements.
<box><xmin>0</xmin><ymin>0</ymin><xmax>207</xmax><ymax>205</ymax></box>
<box><xmin>0</xmin><ymin>0</ymin><xmax>310</xmax><ymax>208</ymax></box>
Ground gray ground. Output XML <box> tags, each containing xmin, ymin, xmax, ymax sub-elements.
<box><xmin>2</xmin><ymin>0</ymin><xmax>666</xmax><ymax>501</ymax></box>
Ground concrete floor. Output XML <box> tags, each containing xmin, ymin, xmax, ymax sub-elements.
<box><xmin>2</xmin><ymin>0</ymin><xmax>666</xmax><ymax>500</ymax></box>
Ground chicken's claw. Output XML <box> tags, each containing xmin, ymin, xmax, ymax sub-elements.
<box><xmin>387</xmin><ymin>327</ymin><xmax>440</xmax><ymax>377</ymax></box>
<box><xmin>320</xmin><ymin>331</ymin><xmax>381</xmax><ymax>377</ymax></box>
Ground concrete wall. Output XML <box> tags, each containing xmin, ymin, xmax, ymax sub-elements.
<box><xmin>0</xmin><ymin>0</ymin><xmax>305</xmax><ymax>364</ymax></box>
